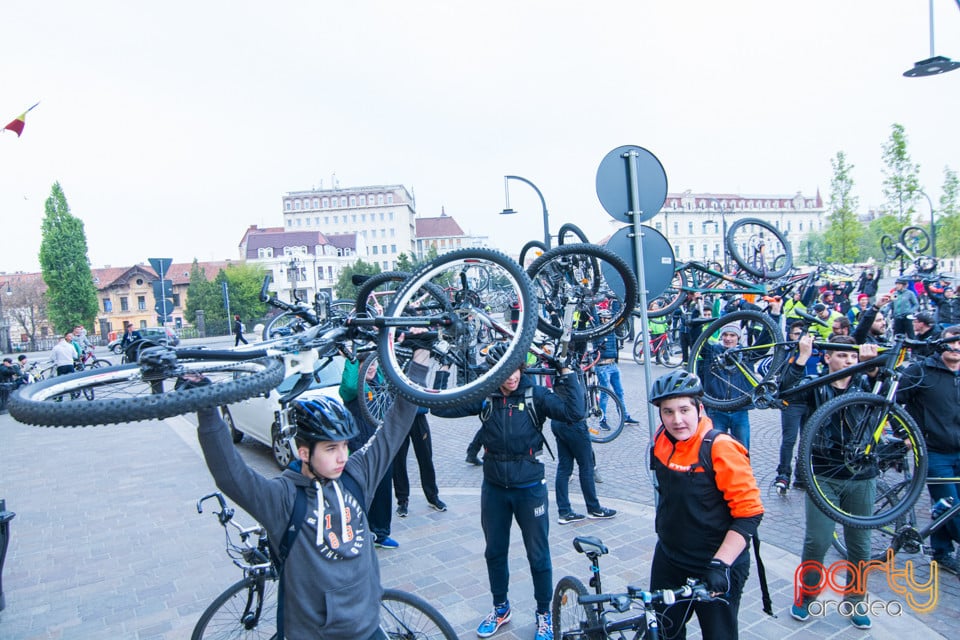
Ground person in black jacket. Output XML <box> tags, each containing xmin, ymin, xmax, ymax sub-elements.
<box><xmin>934</xmin><ymin>286</ymin><xmax>960</xmax><ymax>328</ymax></box>
<box><xmin>233</xmin><ymin>314</ymin><xmax>248</xmax><ymax>346</ymax></box>
<box><xmin>898</xmin><ymin>325</ymin><xmax>960</xmax><ymax>574</ymax></box>
<box><xmin>431</xmin><ymin>343</ymin><xmax>585</xmax><ymax>640</ymax></box>
<box><xmin>857</xmin><ymin>266</ymin><xmax>881</xmax><ymax>303</ymax></box>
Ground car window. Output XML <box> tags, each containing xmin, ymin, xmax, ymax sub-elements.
<box><xmin>314</xmin><ymin>357</ymin><xmax>345</xmax><ymax>388</ymax></box>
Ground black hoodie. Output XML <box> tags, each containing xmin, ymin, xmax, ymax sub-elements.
<box><xmin>898</xmin><ymin>355</ymin><xmax>960</xmax><ymax>453</ymax></box>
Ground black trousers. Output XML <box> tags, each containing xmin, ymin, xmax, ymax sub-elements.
<box><xmin>393</xmin><ymin>413</ymin><xmax>440</xmax><ymax>504</ymax></box>
<box><xmin>649</xmin><ymin>543</ymin><xmax>749</xmax><ymax>640</ymax></box>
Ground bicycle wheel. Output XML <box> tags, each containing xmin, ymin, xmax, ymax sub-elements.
<box><xmin>880</xmin><ymin>234</ymin><xmax>899</xmax><ymax>261</ymax></box>
<box><xmin>632</xmin><ymin>336</ymin><xmax>647</xmax><ymax>366</ymax></box>
<box><xmin>380</xmin><ymin>588</ymin><xmax>458</xmax><ymax>640</ymax></box>
<box><xmin>657</xmin><ymin>339</ymin><xmax>684</xmax><ymax>368</ymax></box>
<box><xmin>191</xmin><ymin>575</ymin><xmax>278</xmax><ymax>640</ymax></box>
<box><xmin>262</xmin><ymin>311</ymin><xmax>309</xmax><ymax>340</ymax></box>
<box><xmin>687</xmin><ymin>310</ymin><xmax>784</xmax><ymax>411</ymax></box>
<box><xmin>518</xmin><ymin>240</ymin><xmax>549</xmax><ymax>269</ymax></box>
<box><xmin>551</xmin><ymin>576</ymin><xmax>601</xmax><ymax>640</ymax></box>
<box><xmin>8</xmin><ymin>355</ymin><xmax>285</xmax><ymax>427</ymax></box>
<box><xmin>725</xmin><ymin>218</ymin><xmax>793</xmax><ymax>279</ymax></box>
<box><xmin>645</xmin><ymin>269</ymin><xmax>687</xmax><ymax>318</ymax></box>
<box><xmin>798</xmin><ymin>392</ymin><xmax>927</xmax><ymax>529</ymax></box>
<box><xmin>587</xmin><ymin>384</ymin><xmax>625</xmax><ymax>444</ymax></box>
<box><xmin>831</xmin><ymin>477</ymin><xmax>920</xmax><ymax>561</ymax></box>
<box><xmin>527</xmin><ymin>243</ymin><xmax>638</xmax><ymax>342</ymax></box>
<box><xmin>557</xmin><ymin>222</ymin><xmax>590</xmax><ymax>245</ymax></box>
<box><xmin>377</xmin><ymin>248</ymin><xmax>537</xmax><ymax>408</ymax></box>
<box><xmin>357</xmin><ymin>353</ymin><xmax>397</xmax><ymax>427</ymax></box>
<box><xmin>900</xmin><ymin>226</ymin><xmax>930</xmax><ymax>254</ymax></box>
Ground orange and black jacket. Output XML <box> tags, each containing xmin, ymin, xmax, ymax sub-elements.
<box><xmin>652</xmin><ymin>416</ymin><xmax>764</xmax><ymax>572</ymax></box>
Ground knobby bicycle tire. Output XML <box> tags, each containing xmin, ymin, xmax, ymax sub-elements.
<box><xmin>658</xmin><ymin>339</ymin><xmax>684</xmax><ymax>368</ymax></box>
<box><xmin>552</xmin><ymin>576</ymin><xmax>602</xmax><ymax>640</ymax></box>
<box><xmin>900</xmin><ymin>226</ymin><xmax>930</xmax><ymax>254</ymax></box>
<box><xmin>518</xmin><ymin>240</ymin><xmax>549</xmax><ymax>269</ymax></box>
<box><xmin>798</xmin><ymin>392</ymin><xmax>928</xmax><ymax>529</ymax></box>
<box><xmin>527</xmin><ymin>243</ymin><xmax>638</xmax><ymax>342</ymax></box>
<box><xmin>687</xmin><ymin>310</ymin><xmax>784</xmax><ymax>410</ymax></box>
<box><xmin>587</xmin><ymin>384</ymin><xmax>625</xmax><ymax>444</ymax></box>
<box><xmin>880</xmin><ymin>234</ymin><xmax>899</xmax><ymax>261</ymax></box>
<box><xmin>377</xmin><ymin>248</ymin><xmax>537</xmax><ymax>408</ymax></box>
<box><xmin>645</xmin><ymin>269</ymin><xmax>687</xmax><ymax>318</ymax></box>
<box><xmin>557</xmin><ymin>222</ymin><xmax>590</xmax><ymax>245</ymax></box>
<box><xmin>831</xmin><ymin>477</ymin><xmax>920</xmax><ymax>561</ymax></box>
<box><xmin>192</xmin><ymin>575</ymin><xmax>278</xmax><ymax>640</ymax></box>
<box><xmin>356</xmin><ymin>353</ymin><xmax>397</xmax><ymax>427</ymax></box>
<box><xmin>724</xmin><ymin>217</ymin><xmax>793</xmax><ymax>279</ymax></box>
<box><xmin>8</xmin><ymin>356</ymin><xmax>285</xmax><ymax>427</ymax></box>
<box><xmin>380</xmin><ymin>588</ymin><xmax>458</xmax><ymax>640</ymax></box>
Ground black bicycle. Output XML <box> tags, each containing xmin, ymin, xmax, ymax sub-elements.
<box><xmin>552</xmin><ymin>536</ymin><xmax>713</xmax><ymax>640</ymax></box>
<box><xmin>192</xmin><ymin>492</ymin><xmax>458</xmax><ymax>640</ymax></box>
<box><xmin>8</xmin><ymin>248</ymin><xmax>540</xmax><ymax>427</ymax></box>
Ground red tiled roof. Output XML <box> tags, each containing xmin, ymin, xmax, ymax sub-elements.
<box><xmin>416</xmin><ymin>215</ymin><xmax>464</xmax><ymax>238</ymax></box>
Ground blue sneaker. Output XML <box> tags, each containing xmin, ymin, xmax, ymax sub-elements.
<box><xmin>535</xmin><ymin>610</ymin><xmax>553</xmax><ymax>640</ymax></box>
<box><xmin>850</xmin><ymin>612</ymin><xmax>871</xmax><ymax>630</ymax></box>
<box><xmin>375</xmin><ymin>536</ymin><xmax>399</xmax><ymax>549</ymax></box>
<box><xmin>477</xmin><ymin>601</ymin><xmax>511</xmax><ymax>637</ymax></box>
<box><xmin>790</xmin><ymin>602</ymin><xmax>809</xmax><ymax>622</ymax></box>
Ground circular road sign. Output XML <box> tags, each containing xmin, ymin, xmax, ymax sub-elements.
<box><xmin>595</xmin><ymin>145</ymin><xmax>668</xmax><ymax>224</ymax></box>
<box><xmin>603</xmin><ymin>225</ymin><xmax>676</xmax><ymax>300</ymax></box>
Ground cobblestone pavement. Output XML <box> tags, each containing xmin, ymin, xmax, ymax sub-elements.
<box><xmin>0</xmin><ymin>340</ymin><xmax>955</xmax><ymax>639</ymax></box>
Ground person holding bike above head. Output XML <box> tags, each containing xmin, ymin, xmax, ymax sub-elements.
<box><xmin>782</xmin><ymin>334</ymin><xmax>880</xmax><ymax>630</ymax></box>
<box><xmin>697</xmin><ymin>323</ymin><xmax>753</xmax><ymax>449</ymax></box>
<box><xmin>648</xmin><ymin>370</ymin><xmax>764</xmax><ymax>640</ymax></box>
<box><xmin>897</xmin><ymin>325</ymin><xmax>960</xmax><ymax>575</ymax></box>
<box><xmin>431</xmin><ymin>342</ymin><xmax>585</xmax><ymax>640</ymax></box>
<box><xmin>195</xmin><ymin>348</ymin><xmax>431</xmax><ymax>640</ymax></box>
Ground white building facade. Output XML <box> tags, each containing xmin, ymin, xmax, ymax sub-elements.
<box><xmin>648</xmin><ymin>189</ymin><xmax>826</xmax><ymax>264</ymax></box>
<box><xmin>281</xmin><ymin>185</ymin><xmax>416</xmax><ymax>271</ymax></box>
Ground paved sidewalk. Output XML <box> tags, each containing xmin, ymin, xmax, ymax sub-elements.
<box><xmin>0</xmin><ymin>336</ymin><xmax>955</xmax><ymax>639</ymax></box>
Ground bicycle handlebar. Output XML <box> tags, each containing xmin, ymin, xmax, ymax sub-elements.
<box><xmin>579</xmin><ymin>579</ymin><xmax>714</xmax><ymax>613</ymax></box>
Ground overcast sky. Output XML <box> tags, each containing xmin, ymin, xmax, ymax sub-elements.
<box><xmin>2</xmin><ymin>1</ymin><xmax>958</xmax><ymax>273</ymax></box>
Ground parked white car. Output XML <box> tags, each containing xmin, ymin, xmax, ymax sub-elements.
<box><xmin>219</xmin><ymin>356</ymin><xmax>346</xmax><ymax>468</ymax></box>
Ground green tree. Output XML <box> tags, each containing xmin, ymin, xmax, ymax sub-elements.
<box><xmin>801</xmin><ymin>231</ymin><xmax>829</xmax><ymax>264</ymax></box>
<box><xmin>937</xmin><ymin>166</ymin><xmax>960</xmax><ymax>257</ymax></box>
<box><xmin>880</xmin><ymin>123</ymin><xmax>921</xmax><ymax>227</ymax></box>
<box><xmin>334</xmin><ymin>259</ymin><xmax>381</xmax><ymax>300</ymax></box>
<box><xmin>222</xmin><ymin>263</ymin><xmax>269</xmax><ymax>323</ymax></box>
<box><xmin>184</xmin><ymin>259</ymin><xmax>219</xmax><ymax>325</ymax></box>
<box><xmin>395</xmin><ymin>252</ymin><xmax>417</xmax><ymax>272</ymax></box>
<box><xmin>825</xmin><ymin>151</ymin><xmax>863</xmax><ymax>263</ymax></box>
<box><xmin>38</xmin><ymin>182</ymin><xmax>99</xmax><ymax>334</ymax></box>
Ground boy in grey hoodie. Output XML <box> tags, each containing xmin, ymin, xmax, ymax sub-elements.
<box><xmin>196</xmin><ymin>356</ymin><xmax>426</xmax><ymax>639</ymax></box>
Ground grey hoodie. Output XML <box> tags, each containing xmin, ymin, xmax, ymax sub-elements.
<box><xmin>197</xmin><ymin>371</ymin><xmax>420</xmax><ymax>639</ymax></box>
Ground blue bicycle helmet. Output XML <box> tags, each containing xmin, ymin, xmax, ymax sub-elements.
<box><xmin>292</xmin><ymin>397</ymin><xmax>360</xmax><ymax>443</ymax></box>
<box><xmin>649</xmin><ymin>371</ymin><xmax>703</xmax><ymax>406</ymax></box>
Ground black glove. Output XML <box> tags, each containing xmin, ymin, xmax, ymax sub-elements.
<box><xmin>702</xmin><ymin>558</ymin><xmax>731</xmax><ymax>595</ymax></box>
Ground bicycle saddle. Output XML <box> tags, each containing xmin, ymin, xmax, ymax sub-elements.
<box><xmin>573</xmin><ymin>536</ymin><xmax>608</xmax><ymax>556</ymax></box>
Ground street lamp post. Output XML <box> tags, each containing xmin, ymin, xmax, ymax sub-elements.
<box><xmin>500</xmin><ymin>175</ymin><xmax>551</xmax><ymax>248</ymax></box>
<box><xmin>919</xmin><ymin>190</ymin><xmax>936</xmax><ymax>258</ymax></box>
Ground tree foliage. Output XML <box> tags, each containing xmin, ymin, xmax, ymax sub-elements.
<box><xmin>825</xmin><ymin>151</ymin><xmax>863</xmax><ymax>263</ymax></box>
<box><xmin>881</xmin><ymin>123</ymin><xmax>921</xmax><ymax>227</ymax></box>
<box><xmin>184</xmin><ymin>260</ymin><xmax>268</xmax><ymax>335</ymax></box>
<box><xmin>334</xmin><ymin>259</ymin><xmax>381</xmax><ymax>300</ymax></box>
<box><xmin>395</xmin><ymin>252</ymin><xmax>417</xmax><ymax>272</ymax></box>
<box><xmin>38</xmin><ymin>182</ymin><xmax>100</xmax><ymax>334</ymax></box>
<box><xmin>937</xmin><ymin>166</ymin><xmax>960</xmax><ymax>258</ymax></box>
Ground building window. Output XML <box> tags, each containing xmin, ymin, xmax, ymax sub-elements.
<box><xmin>327</xmin><ymin>266</ymin><xmax>333</xmax><ymax>280</ymax></box>
<box><xmin>688</xmin><ymin>222</ymin><xmax>694</xmax><ymax>234</ymax></box>
<box><xmin>296</xmin><ymin>218</ymin><xmax>302</xmax><ymax>226</ymax></box>
<box><xmin>324</xmin><ymin>216</ymin><xmax>329</xmax><ymax>224</ymax></box>
<box><xmin>387</xmin><ymin>194</ymin><xmax>394</xmax><ymax>204</ymax></box>
<box><xmin>389</xmin><ymin>228</ymin><xmax>395</xmax><ymax>237</ymax></box>
<box><xmin>688</xmin><ymin>244</ymin><xmax>695</xmax><ymax>258</ymax></box>
<box><xmin>799</xmin><ymin>221</ymin><xmax>804</xmax><ymax>231</ymax></box>
<box><xmin>350</xmin><ymin>196</ymin><xmax>356</xmax><ymax>206</ymax></box>
<box><xmin>258</xmin><ymin>247</ymin><xmax>274</xmax><ymax>258</ymax></box>
<box><xmin>352</xmin><ymin>214</ymin><xmax>357</xmax><ymax>223</ymax></box>
<box><xmin>137</xmin><ymin>295</ymin><xmax>146</xmax><ymax>311</ymax></box>
<box><xmin>103</xmin><ymin>298</ymin><xmax>112</xmax><ymax>312</ymax></box>
<box><xmin>391</xmin><ymin>244</ymin><xmax>397</xmax><ymax>253</ymax></box>
<box><xmin>139</xmin><ymin>320</ymin><xmax>147</xmax><ymax>329</ymax></box>
<box><xmin>333</xmin><ymin>215</ymin><xmax>338</xmax><ymax>223</ymax></box>
<box><xmin>377</xmin><ymin>195</ymin><xmax>384</xmax><ymax>205</ymax></box>
<box><xmin>361</xmin><ymin>214</ymin><xmax>366</xmax><ymax>222</ymax></box>
<box><xmin>702</xmin><ymin>243</ymin><xmax>708</xmax><ymax>258</ymax></box>
<box><xmin>389</xmin><ymin>211</ymin><xmax>395</xmax><ymax>221</ymax></box>
<box><xmin>655</xmin><ymin>222</ymin><xmax>662</xmax><ymax>231</ymax></box>
<box><xmin>359</xmin><ymin>195</ymin><xmax>366</xmax><ymax>205</ymax></box>
<box><xmin>172</xmin><ymin>293</ymin><xmax>181</xmax><ymax>307</ymax></box>
<box><xmin>322</xmin><ymin>198</ymin><xmax>329</xmax><ymax>208</ymax></box>
<box><xmin>294</xmin><ymin>200</ymin><xmax>301</xmax><ymax>210</ymax></box>
<box><xmin>305</xmin><ymin>218</ymin><xmax>311</xmax><ymax>226</ymax></box>
<box><xmin>673</xmin><ymin>222</ymin><xmax>679</xmax><ymax>234</ymax></box>
<box><xmin>313</xmin><ymin>198</ymin><xmax>319</xmax><ymax>208</ymax></box>
<box><xmin>340</xmin><ymin>197</ymin><xmax>347</xmax><ymax>206</ymax></box>
<box><xmin>372</xmin><ymin>246</ymin><xmax>379</xmax><ymax>255</ymax></box>
<box><xmin>286</xmin><ymin>219</ymin><xmax>292</xmax><ymax>227</ymax></box>
<box><xmin>120</xmin><ymin>297</ymin><xmax>129</xmax><ymax>312</ymax></box>
<box><xmin>315</xmin><ymin>217</ymin><xmax>320</xmax><ymax>225</ymax></box>
<box><xmin>673</xmin><ymin>245</ymin><xmax>680</xmax><ymax>256</ymax></box>
<box><xmin>383</xmin><ymin>261</ymin><xmax>389</xmax><ymax>269</ymax></box>
<box><xmin>381</xmin><ymin>245</ymin><xmax>387</xmax><ymax>254</ymax></box>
